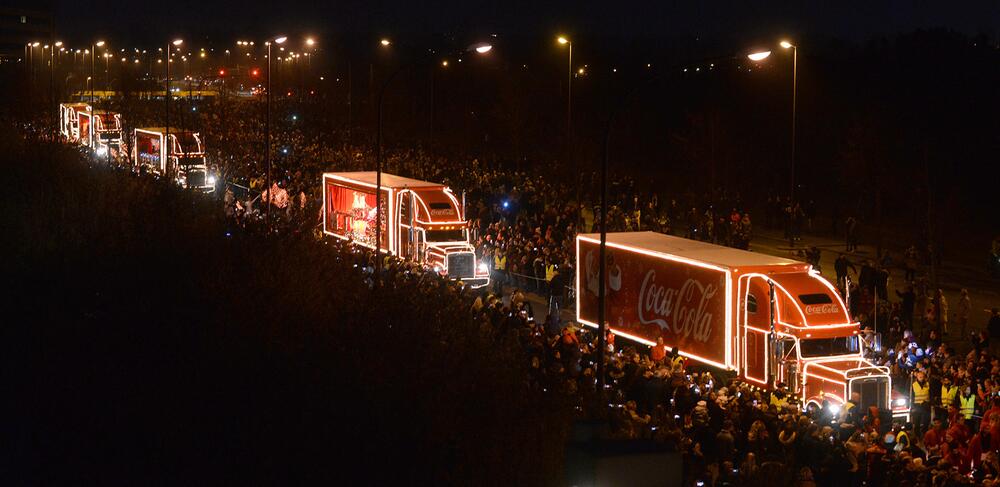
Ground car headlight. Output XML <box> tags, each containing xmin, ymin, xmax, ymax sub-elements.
<box><xmin>895</xmin><ymin>398</ymin><xmax>907</xmax><ymax>407</ymax></box>
<box><xmin>207</xmin><ymin>175</ymin><xmax>217</xmax><ymax>186</ymax></box>
<box><xmin>478</xmin><ymin>262</ymin><xmax>489</xmax><ymax>273</ymax></box>
<box><xmin>828</xmin><ymin>404</ymin><xmax>841</xmax><ymax>415</ymax></box>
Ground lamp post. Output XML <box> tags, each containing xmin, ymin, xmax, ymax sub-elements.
<box><xmin>557</xmin><ymin>36</ymin><xmax>572</xmax><ymax>159</ymax></box>
<box><xmin>265</xmin><ymin>36</ymin><xmax>287</xmax><ymax>233</ymax></box>
<box><xmin>593</xmin><ymin>48</ymin><xmax>770</xmax><ymax>394</ymax></box>
<box><xmin>779</xmin><ymin>40</ymin><xmax>798</xmax><ymax>202</ymax></box>
<box><xmin>373</xmin><ymin>40</ymin><xmax>492</xmax><ymax>282</ymax></box>
<box><xmin>166</xmin><ymin>39</ymin><xmax>182</xmax><ymax>177</ymax></box>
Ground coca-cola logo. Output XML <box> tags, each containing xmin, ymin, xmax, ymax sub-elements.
<box><xmin>429</xmin><ymin>208</ymin><xmax>456</xmax><ymax>216</ymax></box>
<box><xmin>637</xmin><ymin>270</ymin><xmax>716</xmax><ymax>342</ymax></box>
<box><xmin>805</xmin><ymin>303</ymin><xmax>840</xmax><ymax>314</ymax></box>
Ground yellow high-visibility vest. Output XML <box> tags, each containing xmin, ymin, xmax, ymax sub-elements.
<box><xmin>494</xmin><ymin>255</ymin><xmax>506</xmax><ymax>270</ymax></box>
<box><xmin>897</xmin><ymin>431</ymin><xmax>910</xmax><ymax>447</ymax></box>
<box><xmin>941</xmin><ymin>385</ymin><xmax>958</xmax><ymax>408</ymax></box>
<box><xmin>545</xmin><ymin>264</ymin><xmax>556</xmax><ymax>282</ymax></box>
<box><xmin>770</xmin><ymin>394</ymin><xmax>788</xmax><ymax>409</ymax></box>
<box><xmin>913</xmin><ymin>381</ymin><xmax>930</xmax><ymax>404</ymax></box>
<box><xmin>960</xmin><ymin>394</ymin><xmax>976</xmax><ymax>420</ymax></box>
<box><xmin>671</xmin><ymin>355</ymin><xmax>685</xmax><ymax>369</ymax></box>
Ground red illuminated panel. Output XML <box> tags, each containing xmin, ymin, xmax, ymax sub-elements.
<box><xmin>577</xmin><ymin>237</ymin><xmax>729</xmax><ymax>368</ymax></box>
<box><xmin>324</xmin><ymin>180</ymin><xmax>387</xmax><ymax>250</ymax></box>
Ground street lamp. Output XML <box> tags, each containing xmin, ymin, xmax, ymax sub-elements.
<box><xmin>780</xmin><ymin>40</ymin><xmax>798</xmax><ymax>202</ymax></box>
<box><xmin>593</xmin><ymin>47</ymin><xmax>767</xmax><ymax>395</ymax></box>
<box><xmin>265</xmin><ymin>35</ymin><xmax>287</xmax><ymax>232</ymax></box>
<box><xmin>91</xmin><ymin>41</ymin><xmax>104</xmax><ymax>105</ymax></box>
<box><xmin>166</xmin><ymin>39</ymin><xmax>182</xmax><ymax>178</ymax></box>
<box><xmin>557</xmin><ymin>36</ymin><xmax>573</xmax><ymax>157</ymax></box>
<box><xmin>373</xmin><ymin>40</ymin><xmax>492</xmax><ymax>281</ymax></box>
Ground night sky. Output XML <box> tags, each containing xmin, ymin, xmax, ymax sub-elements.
<box><xmin>48</xmin><ymin>0</ymin><xmax>1000</xmax><ymax>45</ymax></box>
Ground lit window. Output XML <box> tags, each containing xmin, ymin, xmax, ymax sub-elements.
<box><xmin>21</xmin><ymin>16</ymin><xmax>27</xmax><ymax>24</ymax></box>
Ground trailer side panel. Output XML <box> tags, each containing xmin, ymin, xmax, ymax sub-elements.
<box><xmin>577</xmin><ymin>236</ymin><xmax>732</xmax><ymax>369</ymax></box>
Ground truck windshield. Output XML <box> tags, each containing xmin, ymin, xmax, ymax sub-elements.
<box><xmin>426</xmin><ymin>229</ymin><xmax>466</xmax><ymax>242</ymax></box>
<box><xmin>800</xmin><ymin>336</ymin><xmax>859</xmax><ymax>357</ymax></box>
<box><xmin>178</xmin><ymin>156</ymin><xmax>206</xmax><ymax>166</ymax></box>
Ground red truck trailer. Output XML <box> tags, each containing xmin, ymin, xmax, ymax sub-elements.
<box><xmin>322</xmin><ymin>172</ymin><xmax>490</xmax><ymax>287</ymax></box>
<box><xmin>133</xmin><ymin>127</ymin><xmax>215</xmax><ymax>192</ymax></box>
<box><xmin>576</xmin><ymin>232</ymin><xmax>908</xmax><ymax>418</ymax></box>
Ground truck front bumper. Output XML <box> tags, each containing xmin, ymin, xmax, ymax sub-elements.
<box><xmin>460</xmin><ymin>277</ymin><xmax>490</xmax><ymax>288</ymax></box>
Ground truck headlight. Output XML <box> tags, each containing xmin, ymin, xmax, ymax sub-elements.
<box><xmin>827</xmin><ymin>404</ymin><xmax>840</xmax><ymax>415</ymax></box>
<box><xmin>95</xmin><ymin>146</ymin><xmax>108</xmax><ymax>157</ymax></box>
<box><xmin>895</xmin><ymin>398</ymin><xmax>907</xmax><ymax>407</ymax></box>
<box><xmin>478</xmin><ymin>262</ymin><xmax>489</xmax><ymax>273</ymax></box>
<box><xmin>433</xmin><ymin>265</ymin><xmax>442</xmax><ymax>273</ymax></box>
<box><xmin>207</xmin><ymin>175</ymin><xmax>217</xmax><ymax>186</ymax></box>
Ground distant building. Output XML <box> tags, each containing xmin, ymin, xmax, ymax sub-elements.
<box><xmin>0</xmin><ymin>5</ymin><xmax>53</xmax><ymax>62</ymax></box>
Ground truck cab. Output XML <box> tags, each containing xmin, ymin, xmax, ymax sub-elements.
<box><xmin>133</xmin><ymin>128</ymin><xmax>215</xmax><ymax>192</ymax></box>
<box><xmin>92</xmin><ymin>111</ymin><xmax>124</xmax><ymax>159</ymax></box>
<box><xmin>322</xmin><ymin>172</ymin><xmax>490</xmax><ymax>287</ymax></box>
<box><xmin>738</xmin><ymin>270</ymin><xmax>909</xmax><ymax>419</ymax></box>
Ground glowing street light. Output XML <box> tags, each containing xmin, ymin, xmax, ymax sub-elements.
<box><xmin>165</xmin><ymin>38</ymin><xmax>184</xmax><ymax>180</ymax></box>
<box><xmin>779</xmin><ymin>39</ymin><xmax>798</xmax><ymax>200</ymax></box>
<box><xmin>556</xmin><ymin>35</ymin><xmax>573</xmax><ymax>169</ymax></box>
<box><xmin>474</xmin><ymin>43</ymin><xmax>493</xmax><ymax>54</ymax></box>
<box><xmin>747</xmin><ymin>50</ymin><xmax>771</xmax><ymax>61</ymax></box>
<box><xmin>265</xmin><ymin>35</ymin><xmax>287</xmax><ymax>230</ymax></box>
<box><xmin>306</xmin><ymin>37</ymin><xmax>315</xmax><ymax>46</ymax></box>
<box><xmin>380</xmin><ymin>38</ymin><xmax>391</xmax><ymax>47</ymax></box>
<box><xmin>95</xmin><ymin>41</ymin><xmax>104</xmax><ymax>47</ymax></box>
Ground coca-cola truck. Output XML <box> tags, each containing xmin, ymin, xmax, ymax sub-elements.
<box><xmin>92</xmin><ymin>110</ymin><xmax>124</xmax><ymax>159</ymax></box>
<box><xmin>576</xmin><ymin>232</ymin><xmax>909</xmax><ymax>418</ymax></box>
<box><xmin>59</xmin><ymin>102</ymin><xmax>92</xmax><ymax>145</ymax></box>
<box><xmin>133</xmin><ymin>127</ymin><xmax>215</xmax><ymax>192</ymax></box>
<box><xmin>322</xmin><ymin>172</ymin><xmax>490</xmax><ymax>287</ymax></box>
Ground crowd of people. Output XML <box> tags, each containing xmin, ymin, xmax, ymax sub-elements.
<box><xmin>46</xmin><ymin>96</ymin><xmax>1000</xmax><ymax>487</ymax></box>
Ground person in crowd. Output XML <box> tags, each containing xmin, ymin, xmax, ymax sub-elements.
<box><xmin>845</xmin><ymin>215</ymin><xmax>859</xmax><ymax>252</ymax></box>
<box><xmin>912</xmin><ymin>370</ymin><xmax>932</xmax><ymax>437</ymax></box>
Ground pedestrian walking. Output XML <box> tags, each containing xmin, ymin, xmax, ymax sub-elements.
<box><xmin>845</xmin><ymin>216</ymin><xmax>858</xmax><ymax>252</ymax></box>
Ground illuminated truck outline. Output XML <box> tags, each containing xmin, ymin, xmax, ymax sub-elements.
<box><xmin>576</xmin><ymin>231</ymin><xmax>909</xmax><ymax>419</ymax></box>
<box><xmin>322</xmin><ymin>172</ymin><xmax>489</xmax><ymax>287</ymax></box>
<box><xmin>92</xmin><ymin>111</ymin><xmax>123</xmax><ymax>157</ymax></box>
<box><xmin>59</xmin><ymin>102</ymin><xmax>92</xmax><ymax>146</ymax></box>
<box><xmin>132</xmin><ymin>127</ymin><xmax>215</xmax><ymax>192</ymax></box>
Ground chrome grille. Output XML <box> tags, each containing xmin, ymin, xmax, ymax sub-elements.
<box><xmin>447</xmin><ymin>252</ymin><xmax>475</xmax><ymax>279</ymax></box>
<box><xmin>851</xmin><ymin>376</ymin><xmax>888</xmax><ymax>411</ymax></box>
<box><xmin>186</xmin><ymin>170</ymin><xmax>207</xmax><ymax>187</ymax></box>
